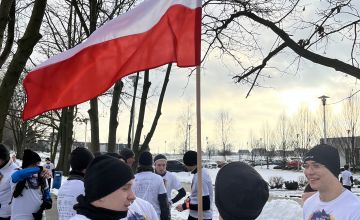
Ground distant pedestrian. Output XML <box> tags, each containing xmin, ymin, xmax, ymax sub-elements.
<box><xmin>215</xmin><ymin>162</ymin><xmax>269</xmax><ymax>220</ymax></box>
<box><xmin>0</xmin><ymin>144</ymin><xmax>18</xmax><ymax>220</ymax></box>
<box><xmin>11</xmin><ymin>154</ymin><xmax>20</xmax><ymax>168</ymax></box>
<box><xmin>340</xmin><ymin>164</ymin><xmax>354</xmax><ymax>191</ymax></box>
<box><xmin>57</xmin><ymin>147</ymin><xmax>94</xmax><ymax>220</ymax></box>
<box><xmin>70</xmin><ymin>155</ymin><xmax>136</xmax><ymax>220</ymax></box>
<box><xmin>176</xmin><ymin>150</ymin><xmax>213</xmax><ymax>220</ymax></box>
<box><xmin>132</xmin><ymin>151</ymin><xmax>170</xmax><ymax>220</ymax></box>
<box><xmin>302</xmin><ymin>184</ymin><xmax>317</xmax><ymax>204</ymax></box>
<box><xmin>11</xmin><ymin>149</ymin><xmax>52</xmax><ymax>220</ymax></box>
<box><xmin>154</xmin><ymin>154</ymin><xmax>186</xmax><ymax>208</ymax></box>
<box><xmin>303</xmin><ymin>144</ymin><xmax>360</xmax><ymax>220</ymax></box>
<box><xmin>120</xmin><ymin>148</ymin><xmax>135</xmax><ymax>167</ymax></box>
<box><xmin>44</xmin><ymin>158</ymin><xmax>55</xmax><ymax>188</ymax></box>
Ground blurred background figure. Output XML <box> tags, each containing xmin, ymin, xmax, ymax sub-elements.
<box><xmin>301</xmin><ymin>184</ymin><xmax>317</xmax><ymax>204</ymax></box>
<box><xmin>340</xmin><ymin>164</ymin><xmax>353</xmax><ymax>191</ymax></box>
<box><xmin>44</xmin><ymin>158</ymin><xmax>55</xmax><ymax>188</ymax></box>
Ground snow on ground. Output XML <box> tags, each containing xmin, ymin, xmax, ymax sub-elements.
<box><xmin>14</xmin><ymin>151</ymin><xmax>360</xmax><ymax>219</ymax></box>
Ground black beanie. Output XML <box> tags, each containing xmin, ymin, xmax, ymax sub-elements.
<box><xmin>120</xmin><ymin>148</ymin><xmax>135</xmax><ymax>160</ymax></box>
<box><xmin>22</xmin><ymin>149</ymin><xmax>41</xmax><ymax>168</ymax></box>
<box><xmin>183</xmin><ymin>151</ymin><xmax>197</xmax><ymax>166</ymax></box>
<box><xmin>154</xmin><ymin>154</ymin><xmax>167</xmax><ymax>163</ymax></box>
<box><xmin>70</xmin><ymin>147</ymin><xmax>94</xmax><ymax>171</ymax></box>
<box><xmin>139</xmin><ymin>151</ymin><xmax>153</xmax><ymax>166</ymax></box>
<box><xmin>0</xmin><ymin>143</ymin><xmax>10</xmax><ymax>162</ymax></box>
<box><xmin>84</xmin><ymin>155</ymin><xmax>134</xmax><ymax>202</ymax></box>
<box><xmin>303</xmin><ymin>144</ymin><xmax>340</xmax><ymax>177</ymax></box>
<box><xmin>215</xmin><ymin>162</ymin><xmax>269</xmax><ymax>220</ymax></box>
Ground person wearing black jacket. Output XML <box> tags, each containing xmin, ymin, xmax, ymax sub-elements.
<box><xmin>176</xmin><ymin>151</ymin><xmax>213</xmax><ymax>220</ymax></box>
<box><xmin>132</xmin><ymin>151</ymin><xmax>170</xmax><ymax>220</ymax></box>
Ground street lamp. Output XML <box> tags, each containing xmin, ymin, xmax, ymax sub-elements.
<box><xmin>188</xmin><ymin>124</ymin><xmax>191</xmax><ymax>150</ymax></box>
<box><xmin>318</xmin><ymin>95</ymin><xmax>330</xmax><ymax>144</ymax></box>
<box><xmin>164</xmin><ymin>140</ymin><xmax>167</xmax><ymax>154</ymax></box>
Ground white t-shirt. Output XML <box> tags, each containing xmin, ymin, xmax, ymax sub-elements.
<box><xmin>303</xmin><ymin>190</ymin><xmax>360</xmax><ymax>220</ymax></box>
<box><xmin>132</xmin><ymin>171</ymin><xmax>167</xmax><ymax>217</ymax></box>
<box><xmin>162</xmin><ymin>171</ymin><xmax>183</xmax><ymax>202</ymax></box>
<box><xmin>10</xmin><ymin>174</ymin><xmax>47</xmax><ymax>220</ymax></box>
<box><xmin>0</xmin><ymin>160</ymin><xmax>18</xmax><ymax>218</ymax></box>
<box><xmin>189</xmin><ymin>168</ymin><xmax>213</xmax><ymax>220</ymax></box>
<box><xmin>57</xmin><ymin>179</ymin><xmax>85</xmax><ymax>220</ymax></box>
<box><xmin>44</xmin><ymin>163</ymin><xmax>55</xmax><ymax>172</ymax></box>
<box><xmin>123</xmin><ymin>197</ymin><xmax>159</xmax><ymax>220</ymax></box>
<box><xmin>341</xmin><ymin>170</ymin><xmax>353</xmax><ymax>186</ymax></box>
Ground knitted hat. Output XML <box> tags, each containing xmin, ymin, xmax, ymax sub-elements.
<box><xmin>183</xmin><ymin>151</ymin><xmax>197</xmax><ymax>166</ymax></box>
<box><xmin>215</xmin><ymin>162</ymin><xmax>269</xmax><ymax>220</ymax></box>
<box><xmin>303</xmin><ymin>144</ymin><xmax>340</xmax><ymax>177</ymax></box>
<box><xmin>70</xmin><ymin>147</ymin><xmax>94</xmax><ymax>171</ymax></box>
<box><xmin>120</xmin><ymin>148</ymin><xmax>135</xmax><ymax>161</ymax></box>
<box><xmin>84</xmin><ymin>155</ymin><xmax>134</xmax><ymax>202</ymax></box>
<box><xmin>22</xmin><ymin>149</ymin><xmax>41</xmax><ymax>168</ymax></box>
<box><xmin>0</xmin><ymin>143</ymin><xmax>10</xmax><ymax>162</ymax></box>
<box><xmin>139</xmin><ymin>151</ymin><xmax>153</xmax><ymax>166</ymax></box>
<box><xmin>154</xmin><ymin>154</ymin><xmax>167</xmax><ymax>163</ymax></box>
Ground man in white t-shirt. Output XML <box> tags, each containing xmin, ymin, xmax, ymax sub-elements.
<box><xmin>132</xmin><ymin>151</ymin><xmax>170</xmax><ymax>220</ymax></box>
<box><xmin>0</xmin><ymin>144</ymin><xmax>18</xmax><ymax>220</ymax></box>
<box><xmin>340</xmin><ymin>164</ymin><xmax>354</xmax><ymax>191</ymax></box>
<box><xmin>154</xmin><ymin>154</ymin><xmax>186</xmax><ymax>207</ymax></box>
<box><xmin>57</xmin><ymin>147</ymin><xmax>94</xmax><ymax>220</ymax></box>
<box><xmin>176</xmin><ymin>151</ymin><xmax>213</xmax><ymax>220</ymax></box>
<box><xmin>303</xmin><ymin>144</ymin><xmax>360</xmax><ymax>220</ymax></box>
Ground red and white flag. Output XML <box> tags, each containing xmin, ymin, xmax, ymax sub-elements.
<box><xmin>23</xmin><ymin>0</ymin><xmax>201</xmax><ymax>120</ymax></box>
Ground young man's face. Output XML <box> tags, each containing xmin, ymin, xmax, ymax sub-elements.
<box><xmin>304</xmin><ymin>160</ymin><xmax>335</xmax><ymax>191</ymax></box>
<box><xmin>154</xmin><ymin>160</ymin><xmax>167</xmax><ymax>175</ymax></box>
<box><xmin>126</xmin><ymin>157</ymin><xmax>135</xmax><ymax>167</ymax></box>
<box><xmin>94</xmin><ymin>179</ymin><xmax>136</xmax><ymax>211</ymax></box>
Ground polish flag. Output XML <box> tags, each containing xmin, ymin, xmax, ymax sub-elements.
<box><xmin>23</xmin><ymin>0</ymin><xmax>201</xmax><ymax>120</ymax></box>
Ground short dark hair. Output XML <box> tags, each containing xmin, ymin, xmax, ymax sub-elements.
<box><xmin>344</xmin><ymin>164</ymin><xmax>349</xmax><ymax>170</ymax></box>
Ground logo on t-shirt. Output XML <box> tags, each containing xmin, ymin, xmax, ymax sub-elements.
<box><xmin>127</xmin><ymin>212</ymin><xmax>148</xmax><ymax>220</ymax></box>
<box><xmin>308</xmin><ymin>209</ymin><xmax>335</xmax><ymax>220</ymax></box>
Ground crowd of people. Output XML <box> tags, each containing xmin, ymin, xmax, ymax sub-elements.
<box><xmin>0</xmin><ymin>142</ymin><xmax>360</xmax><ymax>220</ymax></box>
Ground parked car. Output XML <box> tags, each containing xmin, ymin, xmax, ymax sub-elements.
<box><xmin>203</xmin><ymin>161</ymin><xmax>217</xmax><ymax>169</ymax></box>
<box><xmin>286</xmin><ymin>160</ymin><xmax>302</xmax><ymax>170</ymax></box>
<box><xmin>216</xmin><ymin>160</ymin><xmax>228</xmax><ymax>168</ymax></box>
<box><xmin>166</xmin><ymin>160</ymin><xmax>187</xmax><ymax>172</ymax></box>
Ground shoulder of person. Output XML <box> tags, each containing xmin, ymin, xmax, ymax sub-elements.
<box><xmin>69</xmin><ymin>214</ymin><xmax>90</xmax><ymax>220</ymax></box>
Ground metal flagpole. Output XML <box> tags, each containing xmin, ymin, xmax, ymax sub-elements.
<box><xmin>196</xmin><ymin>65</ymin><xmax>203</xmax><ymax>220</ymax></box>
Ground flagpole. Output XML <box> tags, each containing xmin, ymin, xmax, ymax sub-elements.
<box><xmin>196</xmin><ymin>65</ymin><xmax>203</xmax><ymax>220</ymax></box>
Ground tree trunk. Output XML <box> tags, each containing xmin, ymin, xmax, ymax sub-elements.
<box><xmin>128</xmin><ymin>72</ymin><xmax>140</xmax><ymax>149</ymax></box>
<box><xmin>87</xmin><ymin>0</ymin><xmax>100</xmax><ymax>153</ymax></box>
<box><xmin>132</xmin><ymin>71</ymin><xmax>151</xmax><ymax>171</ymax></box>
<box><xmin>88</xmin><ymin>99</ymin><xmax>100</xmax><ymax>152</ymax></box>
<box><xmin>50</xmin><ymin>129</ymin><xmax>60</xmax><ymax>163</ymax></box>
<box><xmin>0</xmin><ymin>0</ymin><xmax>47</xmax><ymax>142</ymax></box>
<box><xmin>108</xmin><ymin>80</ymin><xmax>124</xmax><ymax>152</ymax></box>
<box><xmin>56</xmin><ymin>107</ymin><xmax>74</xmax><ymax>175</ymax></box>
<box><xmin>142</xmin><ymin>64</ymin><xmax>172</xmax><ymax>151</ymax></box>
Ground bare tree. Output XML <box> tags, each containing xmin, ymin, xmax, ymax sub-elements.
<box><xmin>276</xmin><ymin>112</ymin><xmax>292</xmax><ymax>162</ymax></box>
<box><xmin>0</xmin><ymin>0</ymin><xmax>47</xmax><ymax>142</ymax></box>
<box><xmin>176</xmin><ymin>103</ymin><xmax>194</xmax><ymax>154</ymax></box>
<box><xmin>202</xmin><ymin>1</ymin><xmax>360</xmax><ymax>96</ymax></box>
<box><xmin>216</xmin><ymin>111</ymin><xmax>232</xmax><ymax>160</ymax></box>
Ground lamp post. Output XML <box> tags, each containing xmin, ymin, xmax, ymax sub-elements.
<box><xmin>318</xmin><ymin>95</ymin><xmax>330</xmax><ymax>144</ymax></box>
<box><xmin>164</xmin><ymin>140</ymin><xmax>167</xmax><ymax>154</ymax></box>
<box><xmin>347</xmin><ymin>129</ymin><xmax>351</xmax><ymax>164</ymax></box>
<box><xmin>188</xmin><ymin>124</ymin><xmax>192</xmax><ymax>150</ymax></box>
